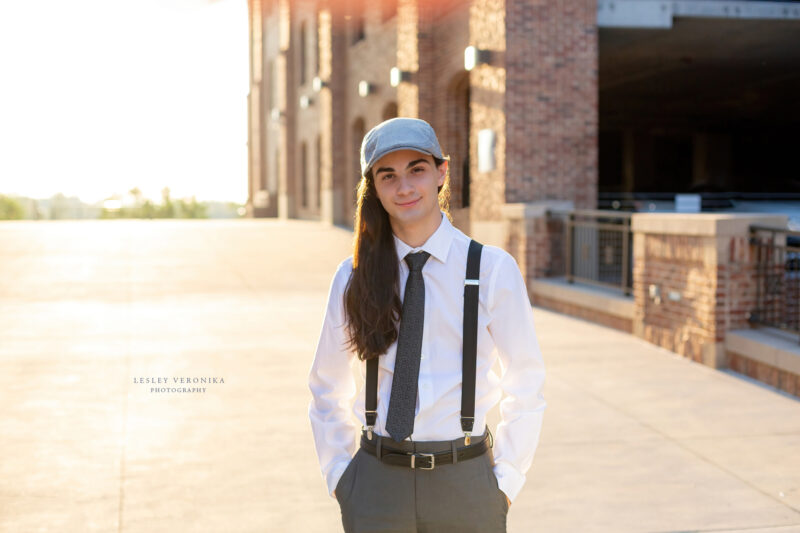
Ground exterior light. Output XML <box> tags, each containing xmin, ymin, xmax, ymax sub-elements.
<box><xmin>312</xmin><ymin>76</ymin><xmax>328</xmax><ymax>92</ymax></box>
<box><xmin>358</xmin><ymin>80</ymin><xmax>374</xmax><ymax>97</ymax></box>
<box><xmin>299</xmin><ymin>95</ymin><xmax>312</xmax><ymax>108</ymax></box>
<box><xmin>464</xmin><ymin>45</ymin><xmax>491</xmax><ymax>71</ymax></box>
<box><xmin>270</xmin><ymin>107</ymin><xmax>284</xmax><ymax>121</ymax></box>
<box><xmin>477</xmin><ymin>129</ymin><xmax>496</xmax><ymax>172</ymax></box>
<box><xmin>389</xmin><ymin>67</ymin><xmax>411</xmax><ymax>87</ymax></box>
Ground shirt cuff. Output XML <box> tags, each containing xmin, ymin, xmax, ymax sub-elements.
<box><xmin>493</xmin><ymin>460</ymin><xmax>526</xmax><ymax>504</ymax></box>
<box><xmin>326</xmin><ymin>460</ymin><xmax>349</xmax><ymax>499</ymax></box>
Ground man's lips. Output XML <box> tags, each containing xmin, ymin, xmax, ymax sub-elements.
<box><xmin>397</xmin><ymin>198</ymin><xmax>420</xmax><ymax>207</ymax></box>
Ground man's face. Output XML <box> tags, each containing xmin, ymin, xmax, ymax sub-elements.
<box><xmin>371</xmin><ymin>149</ymin><xmax>447</xmax><ymax>230</ymax></box>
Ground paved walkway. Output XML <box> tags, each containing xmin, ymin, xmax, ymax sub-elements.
<box><xmin>0</xmin><ymin>219</ymin><xmax>798</xmax><ymax>533</ymax></box>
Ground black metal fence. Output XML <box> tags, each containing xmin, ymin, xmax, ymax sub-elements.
<box><xmin>548</xmin><ymin>209</ymin><xmax>633</xmax><ymax>296</ymax></box>
<box><xmin>749</xmin><ymin>225</ymin><xmax>800</xmax><ymax>342</ymax></box>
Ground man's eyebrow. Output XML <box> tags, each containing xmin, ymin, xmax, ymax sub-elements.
<box><xmin>375</xmin><ymin>159</ymin><xmax>430</xmax><ymax>175</ymax></box>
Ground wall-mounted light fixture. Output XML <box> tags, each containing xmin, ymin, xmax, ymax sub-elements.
<box><xmin>299</xmin><ymin>95</ymin><xmax>312</xmax><ymax>109</ymax></box>
<box><xmin>477</xmin><ymin>129</ymin><xmax>496</xmax><ymax>172</ymax></box>
<box><xmin>464</xmin><ymin>45</ymin><xmax>492</xmax><ymax>71</ymax></box>
<box><xmin>312</xmin><ymin>76</ymin><xmax>328</xmax><ymax>92</ymax></box>
<box><xmin>270</xmin><ymin>107</ymin><xmax>285</xmax><ymax>121</ymax></box>
<box><xmin>389</xmin><ymin>67</ymin><xmax>412</xmax><ymax>87</ymax></box>
<box><xmin>358</xmin><ymin>80</ymin><xmax>374</xmax><ymax>97</ymax></box>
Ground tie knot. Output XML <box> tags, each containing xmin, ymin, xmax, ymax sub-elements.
<box><xmin>404</xmin><ymin>251</ymin><xmax>430</xmax><ymax>272</ymax></box>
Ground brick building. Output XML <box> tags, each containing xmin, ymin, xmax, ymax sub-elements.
<box><xmin>247</xmin><ymin>0</ymin><xmax>597</xmax><ymax>276</ymax></box>
<box><xmin>246</xmin><ymin>0</ymin><xmax>799</xmax><ymax>271</ymax></box>
<box><xmin>246</xmin><ymin>1</ymin><xmax>800</xmax><ymax>397</ymax></box>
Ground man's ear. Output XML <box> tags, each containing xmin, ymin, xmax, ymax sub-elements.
<box><xmin>437</xmin><ymin>160</ymin><xmax>448</xmax><ymax>187</ymax></box>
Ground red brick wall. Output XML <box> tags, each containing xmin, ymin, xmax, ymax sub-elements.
<box><xmin>634</xmin><ymin>233</ymin><xmax>717</xmax><ymax>363</ymax></box>
<box><xmin>633</xmin><ymin>231</ymin><xmax>762</xmax><ymax>367</ymax></box>
<box><xmin>504</xmin><ymin>0</ymin><xmax>597</xmax><ymax>209</ymax></box>
<box><xmin>727</xmin><ymin>351</ymin><xmax>799</xmax><ymax>399</ymax></box>
<box><xmin>532</xmin><ymin>294</ymin><xmax>634</xmax><ymax>334</ymax></box>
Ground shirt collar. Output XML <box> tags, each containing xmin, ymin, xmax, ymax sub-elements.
<box><xmin>393</xmin><ymin>210</ymin><xmax>455</xmax><ymax>265</ymax></box>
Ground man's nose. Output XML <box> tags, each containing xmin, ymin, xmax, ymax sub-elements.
<box><xmin>396</xmin><ymin>174</ymin><xmax>414</xmax><ymax>194</ymax></box>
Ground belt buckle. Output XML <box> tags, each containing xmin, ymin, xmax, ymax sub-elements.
<box><xmin>410</xmin><ymin>452</ymin><xmax>435</xmax><ymax>470</ymax></box>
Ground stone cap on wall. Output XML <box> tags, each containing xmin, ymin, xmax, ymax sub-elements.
<box><xmin>501</xmin><ymin>200</ymin><xmax>575</xmax><ymax>220</ymax></box>
<box><xmin>726</xmin><ymin>328</ymin><xmax>800</xmax><ymax>376</ymax></box>
<box><xmin>631</xmin><ymin>213</ymin><xmax>789</xmax><ymax>237</ymax></box>
<box><xmin>530</xmin><ymin>277</ymin><xmax>634</xmax><ymax>320</ymax></box>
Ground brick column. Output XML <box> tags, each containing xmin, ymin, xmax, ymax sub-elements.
<box><xmin>468</xmin><ymin>0</ymin><xmax>597</xmax><ymax>287</ymax></box>
<box><xmin>277</xmin><ymin>0</ymin><xmax>296</xmax><ymax>219</ymax></box>
<box><xmin>247</xmin><ymin>0</ymin><xmax>264</xmax><ymax>217</ymax></box>
<box><xmin>501</xmin><ymin>201</ymin><xmax>573</xmax><ymax>294</ymax></box>
<box><xmin>396</xmin><ymin>0</ymin><xmax>419</xmax><ymax>117</ymax></box>
<box><xmin>632</xmin><ymin>213</ymin><xmax>788</xmax><ymax>368</ymax></box>
<box><xmin>318</xmin><ymin>5</ymin><xmax>348</xmax><ymax>226</ymax></box>
<box><xmin>467</xmin><ymin>0</ymin><xmax>505</xmax><ymax>229</ymax></box>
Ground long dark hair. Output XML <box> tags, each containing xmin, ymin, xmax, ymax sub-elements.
<box><xmin>343</xmin><ymin>155</ymin><xmax>451</xmax><ymax>361</ymax></box>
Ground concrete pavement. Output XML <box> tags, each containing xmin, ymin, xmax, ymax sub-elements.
<box><xmin>0</xmin><ymin>219</ymin><xmax>798</xmax><ymax>533</ymax></box>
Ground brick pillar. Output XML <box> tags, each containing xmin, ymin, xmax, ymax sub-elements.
<box><xmin>277</xmin><ymin>0</ymin><xmax>296</xmax><ymax>219</ymax></box>
<box><xmin>396</xmin><ymin>0</ymin><xmax>419</xmax><ymax>117</ymax></box>
<box><xmin>414</xmin><ymin>1</ymin><xmax>439</xmax><ymax>122</ymax></box>
<box><xmin>472</xmin><ymin>0</ymin><xmax>597</xmax><ymax>286</ymax></box>
<box><xmin>247</xmin><ymin>0</ymin><xmax>264</xmax><ymax>217</ymax></box>
<box><xmin>501</xmin><ymin>201</ymin><xmax>573</xmax><ymax>298</ymax></box>
<box><xmin>467</xmin><ymin>0</ymin><xmax>505</xmax><ymax>232</ymax></box>
<box><xmin>318</xmin><ymin>5</ymin><xmax>348</xmax><ymax>226</ymax></box>
<box><xmin>632</xmin><ymin>213</ymin><xmax>788</xmax><ymax>368</ymax></box>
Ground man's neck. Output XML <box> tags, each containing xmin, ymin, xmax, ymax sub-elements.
<box><xmin>391</xmin><ymin>211</ymin><xmax>443</xmax><ymax>249</ymax></box>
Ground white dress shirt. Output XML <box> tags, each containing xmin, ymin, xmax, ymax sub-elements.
<box><xmin>308</xmin><ymin>210</ymin><xmax>546</xmax><ymax>503</ymax></box>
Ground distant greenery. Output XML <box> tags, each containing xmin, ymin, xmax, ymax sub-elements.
<box><xmin>0</xmin><ymin>187</ymin><xmax>245</xmax><ymax>220</ymax></box>
<box><xmin>99</xmin><ymin>188</ymin><xmax>209</xmax><ymax>219</ymax></box>
<box><xmin>0</xmin><ymin>195</ymin><xmax>25</xmax><ymax>220</ymax></box>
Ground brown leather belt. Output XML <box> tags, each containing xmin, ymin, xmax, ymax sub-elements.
<box><xmin>359</xmin><ymin>433</ymin><xmax>490</xmax><ymax>470</ymax></box>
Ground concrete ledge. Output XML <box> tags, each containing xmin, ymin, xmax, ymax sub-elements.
<box><xmin>726</xmin><ymin>327</ymin><xmax>800</xmax><ymax>375</ymax></box>
<box><xmin>530</xmin><ymin>277</ymin><xmax>635</xmax><ymax>320</ymax></box>
<box><xmin>631</xmin><ymin>213</ymin><xmax>788</xmax><ymax>237</ymax></box>
<box><xmin>501</xmin><ymin>200</ymin><xmax>574</xmax><ymax>220</ymax></box>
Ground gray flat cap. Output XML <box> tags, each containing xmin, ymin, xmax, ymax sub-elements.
<box><xmin>360</xmin><ymin>117</ymin><xmax>447</xmax><ymax>177</ymax></box>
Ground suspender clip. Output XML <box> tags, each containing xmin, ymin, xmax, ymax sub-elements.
<box><xmin>464</xmin><ymin>431</ymin><xmax>471</xmax><ymax>446</ymax></box>
<box><xmin>364</xmin><ymin>410</ymin><xmax>377</xmax><ymax>440</ymax></box>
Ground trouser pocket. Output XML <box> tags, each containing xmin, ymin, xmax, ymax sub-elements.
<box><xmin>334</xmin><ymin>449</ymin><xmax>361</xmax><ymax>506</ymax></box>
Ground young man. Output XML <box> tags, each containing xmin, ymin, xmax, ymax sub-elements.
<box><xmin>308</xmin><ymin>117</ymin><xmax>546</xmax><ymax>533</ymax></box>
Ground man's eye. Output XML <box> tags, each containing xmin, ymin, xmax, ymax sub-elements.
<box><xmin>383</xmin><ymin>174</ymin><xmax>394</xmax><ymax>180</ymax></box>
<box><xmin>413</xmin><ymin>167</ymin><xmax>424</xmax><ymax>173</ymax></box>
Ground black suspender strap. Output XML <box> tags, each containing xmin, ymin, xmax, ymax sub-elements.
<box><xmin>365</xmin><ymin>357</ymin><xmax>378</xmax><ymax>439</ymax></box>
<box><xmin>461</xmin><ymin>239</ymin><xmax>483</xmax><ymax>445</ymax></box>
<box><xmin>363</xmin><ymin>239</ymin><xmax>483</xmax><ymax>443</ymax></box>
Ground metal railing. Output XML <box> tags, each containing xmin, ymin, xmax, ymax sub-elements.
<box><xmin>749</xmin><ymin>225</ymin><xmax>800</xmax><ymax>342</ymax></box>
<box><xmin>548</xmin><ymin>209</ymin><xmax>633</xmax><ymax>296</ymax></box>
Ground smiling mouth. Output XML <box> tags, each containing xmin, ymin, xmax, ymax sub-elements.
<box><xmin>397</xmin><ymin>198</ymin><xmax>420</xmax><ymax>207</ymax></box>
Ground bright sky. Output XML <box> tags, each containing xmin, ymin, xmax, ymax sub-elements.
<box><xmin>0</xmin><ymin>0</ymin><xmax>248</xmax><ymax>204</ymax></box>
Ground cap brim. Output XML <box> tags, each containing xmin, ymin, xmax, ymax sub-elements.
<box><xmin>365</xmin><ymin>146</ymin><xmax>437</xmax><ymax>175</ymax></box>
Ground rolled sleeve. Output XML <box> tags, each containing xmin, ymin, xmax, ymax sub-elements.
<box><xmin>487</xmin><ymin>251</ymin><xmax>547</xmax><ymax>504</ymax></box>
<box><xmin>307</xmin><ymin>259</ymin><xmax>359</xmax><ymax>498</ymax></box>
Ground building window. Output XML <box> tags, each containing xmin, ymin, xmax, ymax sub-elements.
<box><xmin>381</xmin><ymin>0</ymin><xmax>397</xmax><ymax>22</ymax></box>
<box><xmin>316</xmin><ymin>135</ymin><xmax>322</xmax><ymax>209</ymax></box>
<box><xmin>267</xmin><ymin>59</ymin><xmax>275</xmax><ymax>110</ymax></box>
<box><xmin>299</xmin><ymin>21</ymin><xmax>307</xmax><ymax>85</ymax></box>
<box><xmin>382</xmin><ymin>102</ymin><xmax>398</xmax><ymax>121</ymax></box>
<box><xmin>301</xmin><ymin>142</ymin><xmax>308</xmax><ymax>207</ymax></box>
<box><xmin>314</xmin><ymin>8</ymin><xmax>320</xmax><ymax>77</ymax></box>
<box><xmin>351</xmin><ymin>0</ymin><xmax>365</xmax><ymax>45</ymax></box>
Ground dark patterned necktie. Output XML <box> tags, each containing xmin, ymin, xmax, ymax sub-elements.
<box><xmin>385</xmin><ymin>251</ymin><xmax>431</xmax><ymax>442</ymax></box>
